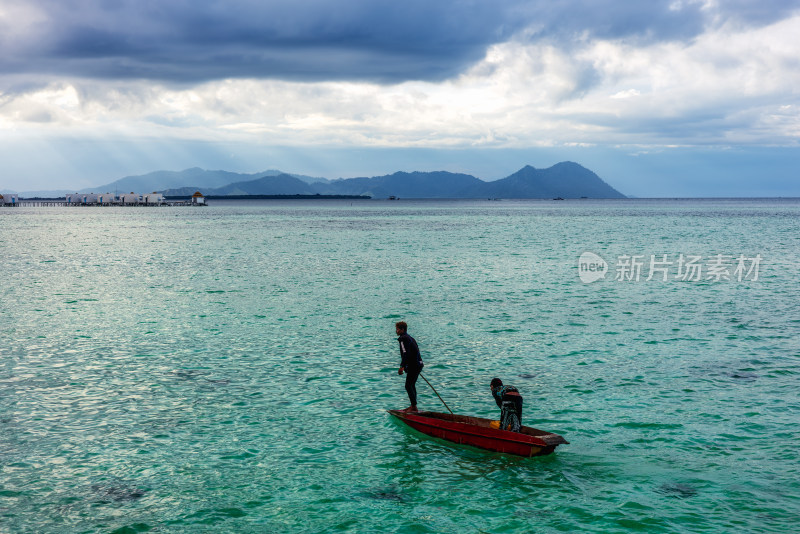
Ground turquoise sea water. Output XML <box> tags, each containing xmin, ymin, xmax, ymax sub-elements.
<box><xmin>1</xmin><ymin>199</ymin><xmax>799</xmax><ymax>533</ymax></box>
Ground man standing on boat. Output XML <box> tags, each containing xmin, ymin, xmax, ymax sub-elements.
<box><xmin>396</xmin><ymin>321</ymin><xmax>424</xmax><ymax>412</ymax></box>
<box><xmin>491</xmin><ymin>378</ymin><xmax>523</xmax><ymax>432</ymax></box>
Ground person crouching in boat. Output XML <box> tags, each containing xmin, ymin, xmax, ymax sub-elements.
<box><xmin>491</xmin><ymin>378</ymin><xmax>523</xmax><ymax>432</ymax></box>
<box><xmin>396</xmin><ymin>321</ymin><xmax>424</xmax><ymax>412</ymax></box>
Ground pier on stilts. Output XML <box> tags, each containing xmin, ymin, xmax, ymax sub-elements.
<box><xmin>2</xmin><ymin>193</ymin><xmax>204</xmax><ymax>208</ymax></box>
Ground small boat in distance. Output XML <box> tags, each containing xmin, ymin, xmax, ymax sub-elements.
<box><xmin>388</xmin><ymin>410</ymin><xmax>568</xmax><ymax>457</ymax></box>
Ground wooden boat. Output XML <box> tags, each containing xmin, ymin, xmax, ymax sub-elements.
<box><xmin>388</xmin><ymin>410</ymin><xmax>568</xmax><ymax>457</ymax></box>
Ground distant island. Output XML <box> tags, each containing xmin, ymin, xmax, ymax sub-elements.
<box><xmin>12</xmin><ymin>162</ymin><xmax>626</xmax><ymax>199</ymax></box>
<box><xmin>160</xmin><ymin>162</ymin><xmax>624</xmax><ymax>199</ymax></box>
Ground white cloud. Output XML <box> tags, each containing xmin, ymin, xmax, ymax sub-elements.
<box><xmin>611</xmin><ymin>90</ymin><xmax>641</xmax><ymax>99</ymax></box>
<box><xmin>0</xmin><ymin>1</ymin><xmax>47</xmax><ymax>52</ymax></box>
<box><xmin>2</xmin><ymin>13</ymin><xmax>799</xmax><ymax>151</ymax></box>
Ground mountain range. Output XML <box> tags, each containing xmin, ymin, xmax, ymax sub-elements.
<box><xmin>85</xmin><ymin>168</ymin><xmax>329</xmax><ymax>194</ymax></box>
<box><xmin>148</xmin><ymin>162</ymin><xmax>624</xmax><ymax>198</ymax></box>
<box><xmin>8</xmin><ymin>162</ymin><xmax>625</xmax><ymax>198</ymax></box>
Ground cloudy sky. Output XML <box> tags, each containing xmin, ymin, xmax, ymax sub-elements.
<box><xmin>1</xmin><ymin>0</ymin><xmax>799</xmax><ymax>196</ymax></box>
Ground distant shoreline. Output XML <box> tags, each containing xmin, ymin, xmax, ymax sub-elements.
<box><xmin>10</xmin><ymin>194</ymin><xmax>372</xmax><ymax>201</ymax></box>
<box><xmin>167</xmin><ymin>194</ymin><xmax>372</xmax><ymax>200</ymax></box>
<box><xmin>8</xmin><ymin>195</ymin><xmax>800</xmax><ymax>201</ymax></box>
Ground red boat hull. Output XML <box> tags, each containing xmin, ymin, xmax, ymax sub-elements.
<box><xmin>388</xmin><ymin>410</ymin><xmax>568</xmax><ymax>457</ymax></box>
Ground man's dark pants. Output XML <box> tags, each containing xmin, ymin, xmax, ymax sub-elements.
<box><xmin>405</xmin><ymin>367</ymin><xmax>421</xmax><ymax>406</ymax></box>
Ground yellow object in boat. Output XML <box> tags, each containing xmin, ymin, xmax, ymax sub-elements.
<box><xmin>489</xmin><ymin>420</ymin><xmax>500</xmax><ymax>429</ymax></box>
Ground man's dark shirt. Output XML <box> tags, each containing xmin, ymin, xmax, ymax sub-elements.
<box><xmin>492</xmin><ymin>385</ymin><xmax>520</xmax><ymax>407</ymax></box>
<box><xmin>492</xmin><ymin>385</ymin><xmax>523</xmax><ymax>432</ymax></box>
<box><xmin>397</xmin><ymin>333</ymin><xmax>423</xmax><ymax>371</ymax></box>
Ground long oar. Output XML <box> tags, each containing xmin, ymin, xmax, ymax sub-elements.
<box><xmin>420</xmin><ymin>374</ymin><xmax>454</xmax><ymax>414</ymax></box>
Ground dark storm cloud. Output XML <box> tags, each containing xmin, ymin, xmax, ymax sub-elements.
<box><xmin>3</xmin><ymin>0</ymin><xmax>522</xmax><ymax>83</ymax></box>
<box><xmin>3</xmin><ymin>0</ymin><xmax>799</xmax><ymax>84</ymax></box>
